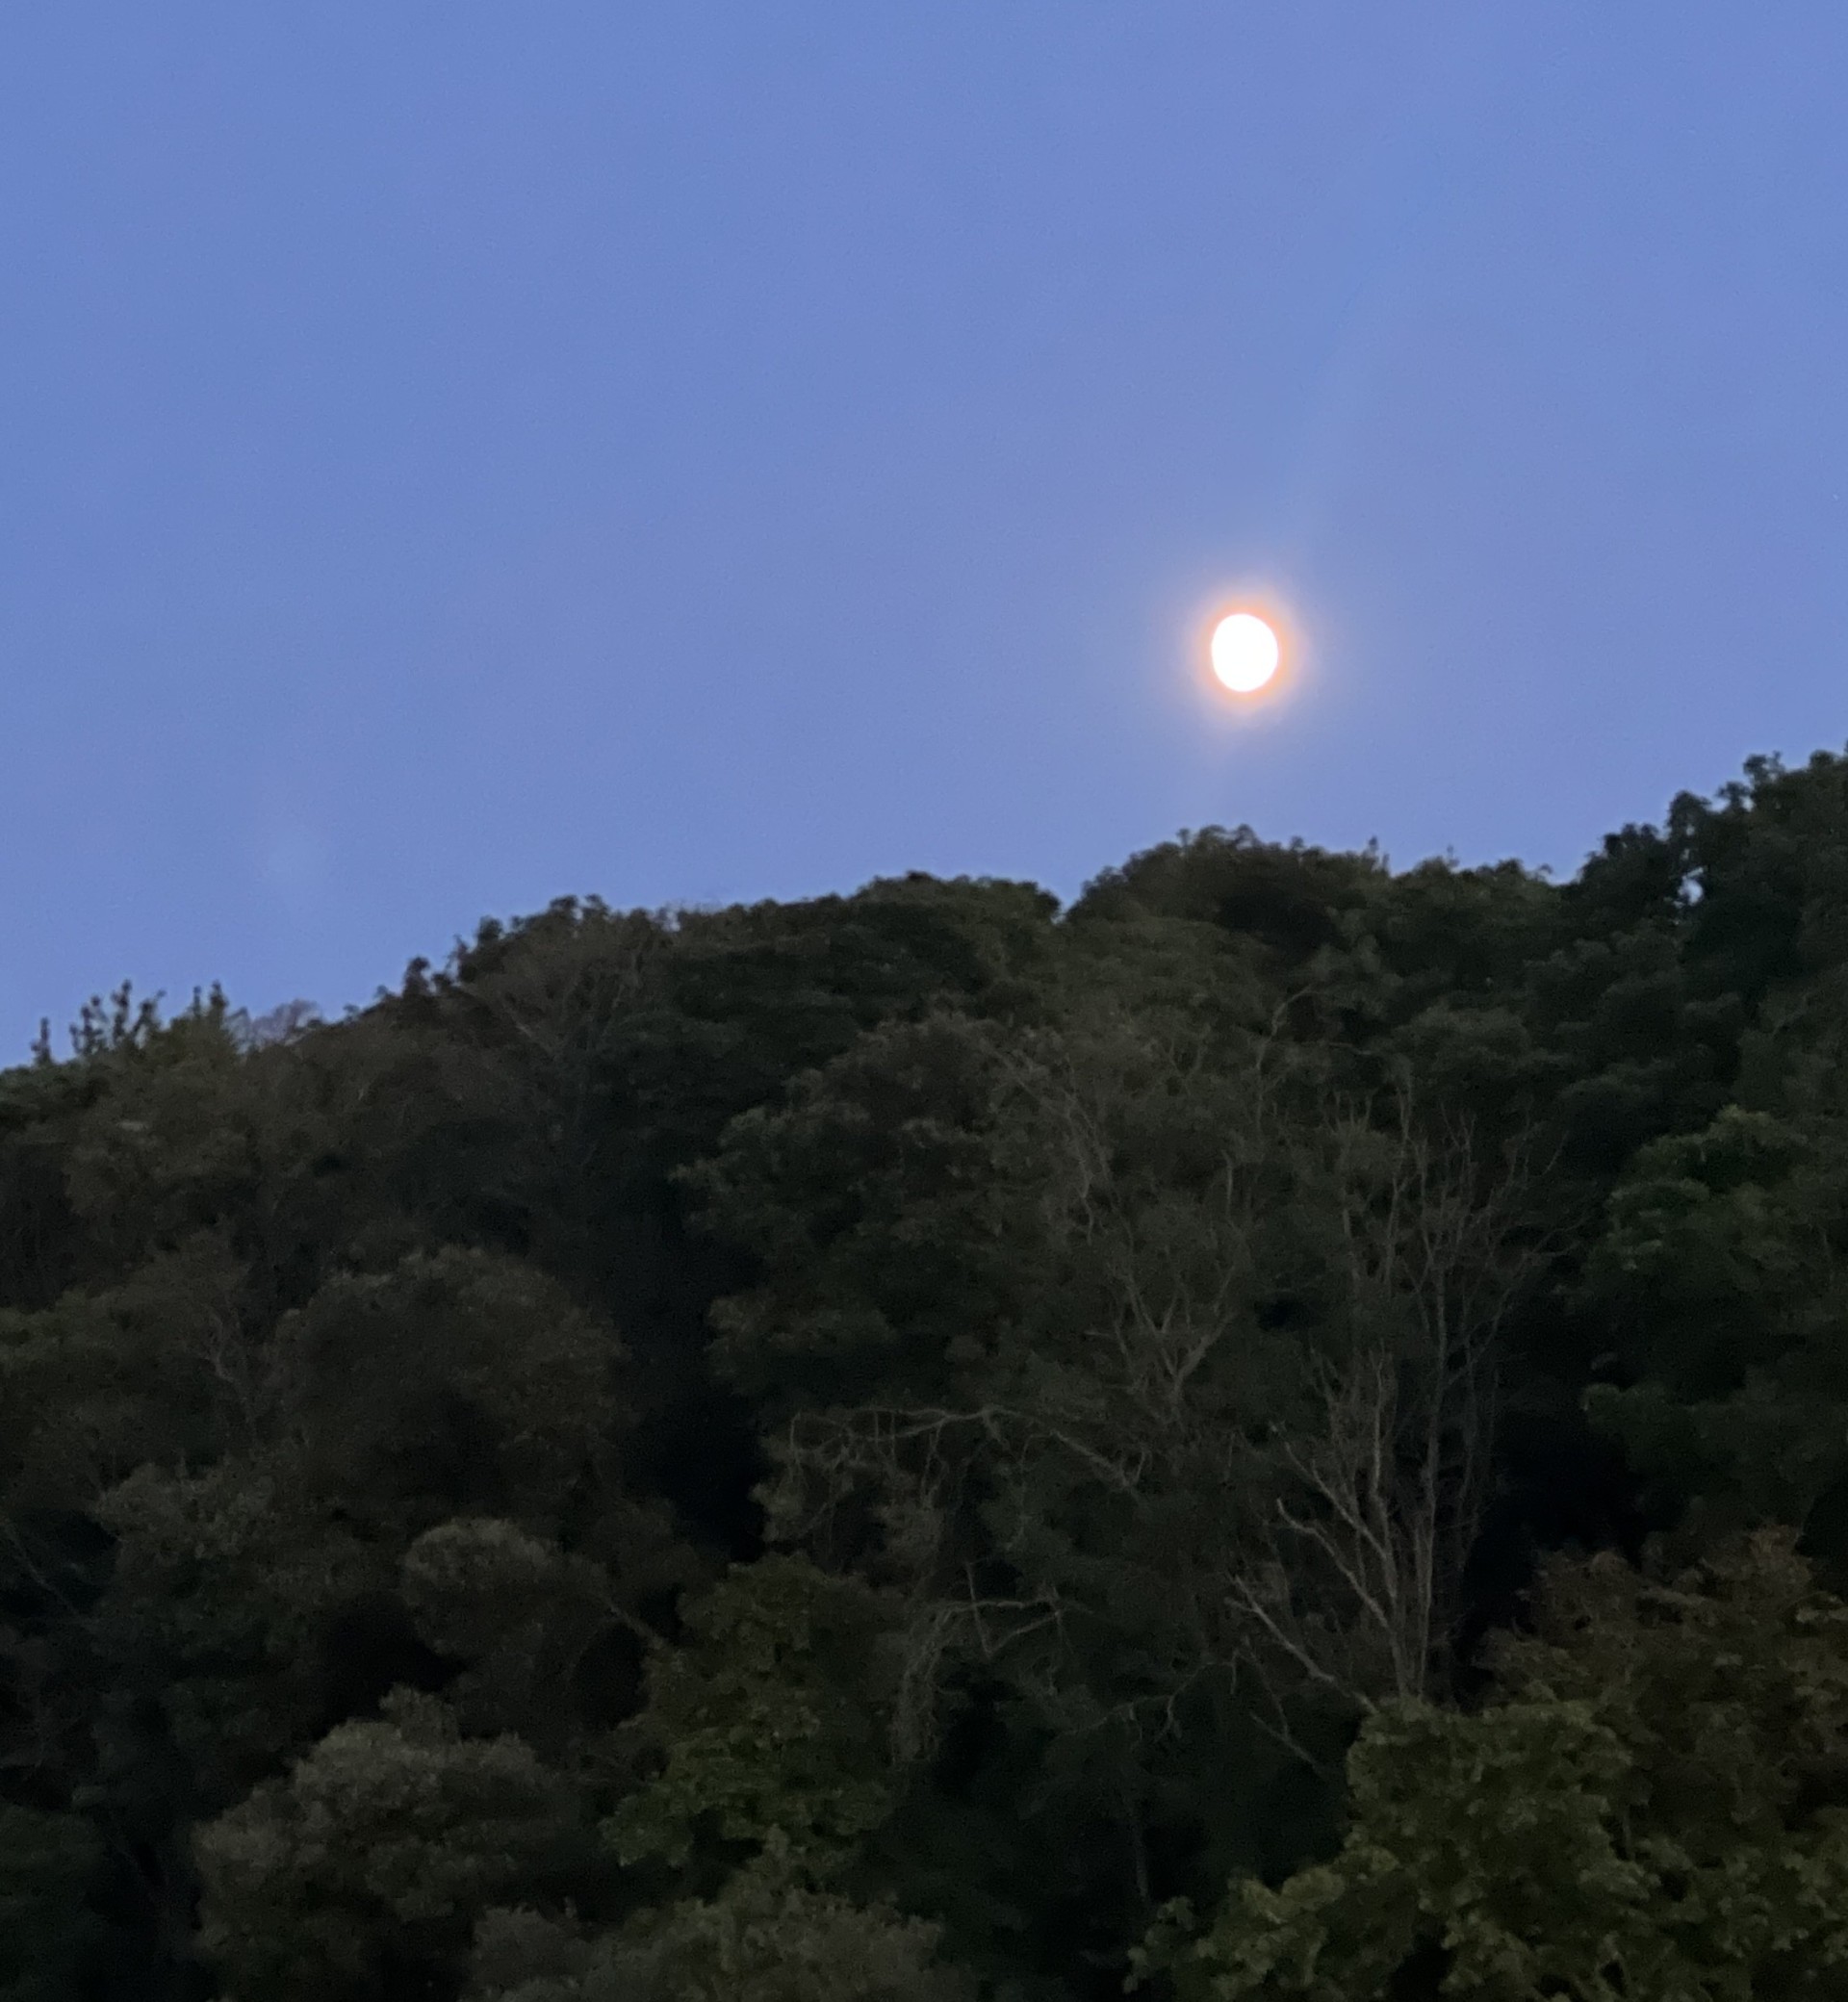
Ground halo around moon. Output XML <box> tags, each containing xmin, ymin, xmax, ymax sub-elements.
<box><xmin>1210</xmin><ymin>611</ymin><xmax>1281</xmax><ymax>694</ymax></box>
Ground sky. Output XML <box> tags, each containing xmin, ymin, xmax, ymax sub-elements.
<box><xmin>5</xmin><ymin>6</ymin><xmax>1848</xmax><ymax>1049</ymax></box>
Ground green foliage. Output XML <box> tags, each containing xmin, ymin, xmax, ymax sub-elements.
<box><xmin>1145</xmin><ymin>1532</ymin><xmax>1848</xmax><ymax>2000</ymax></box>
<box><xmin>90</xmin><ymin>1455</ymin><xmax>350</xmax><ymax>1806</ymax></box>
<box><xmin>1584</xmin><ymin>1063</ymin><xmax>1848</xmax><ymax>1543</ymax></box>
<box><xmin>464</xmin><ymin>1854</ymin><xmax>970</xmax><ymax>2002</ymax></box>
<box><xmin>609</xmin><ymin>1556</ymin><xmax>896</xmax><ymax>1877</ymax></box>
<box><xmin>287</xmin><ymin>1247</ymin><xmax>622</xmax><ymax>1535</ymax></box>
<box><xmin>194</xmin><ymin>1691</ymin><xmax>585</xmax><ymax>2001</ymax></box>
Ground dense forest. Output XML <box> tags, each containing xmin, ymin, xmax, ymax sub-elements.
<box><xmin>10</xmin><ymin>750</ymin><xmax>1848</xmax><ymax>1997</ymax></box>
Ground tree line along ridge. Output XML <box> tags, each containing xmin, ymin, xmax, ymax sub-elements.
<box><xmin>5</xmin><ymin>750</ymin><xmax>1848</xmax><ymax>1997</ymax></box>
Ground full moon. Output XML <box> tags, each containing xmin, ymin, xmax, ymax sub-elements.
<box><xmin>1210</xmin><ymin>612</ymin><xmax>1280</xmax><ymax>694</ymax></box>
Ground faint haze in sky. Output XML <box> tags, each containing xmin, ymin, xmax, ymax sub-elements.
<box><xmin>4</xmin><ymin>6</ymin><xmax>1848</xmax><ymax>1048</ymax></box>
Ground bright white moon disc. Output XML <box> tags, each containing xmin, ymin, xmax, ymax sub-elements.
<box><xmin>1211</xmin><ymin>612</ymin><xmax>1280</xmax><ymax>693</ymax></box>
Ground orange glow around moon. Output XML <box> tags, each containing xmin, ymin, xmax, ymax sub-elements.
<box><xmin>1210</xmin><ymin>611</ymin><xmax>1281</xmax><ymax>694</ymax></box>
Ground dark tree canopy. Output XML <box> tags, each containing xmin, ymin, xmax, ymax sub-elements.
<box><xmin>7</xmin><ymin>752</ymin><xmax>1848</xmax><ymax>1996</ymax></box>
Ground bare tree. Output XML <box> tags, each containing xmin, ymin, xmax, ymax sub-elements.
<box><xmin>1227</xmin><ymin>1091</ymin><xmax>1539</xmax><ymax>1729</ymax></box>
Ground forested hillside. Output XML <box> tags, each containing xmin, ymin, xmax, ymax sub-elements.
<box><xmin>10</xmin><ymin>751</ymin><xmax>1848</xmax><ymax>1999</ymax></box>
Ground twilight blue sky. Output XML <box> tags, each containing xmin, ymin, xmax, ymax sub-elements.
<box><xmin>5</xmin><ymin>6</ymin><xmax>1848</xmax><ymax>1048</ymax></box>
